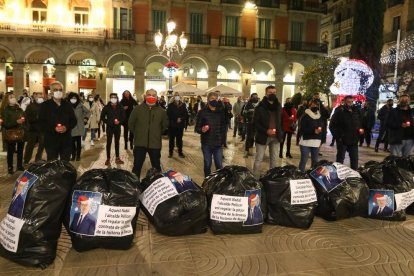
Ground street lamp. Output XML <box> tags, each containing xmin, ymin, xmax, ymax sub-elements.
<box><xmin>153</xmin><ymin>18</ymin><xmax>187</xmax><ymax>98</ymax></box>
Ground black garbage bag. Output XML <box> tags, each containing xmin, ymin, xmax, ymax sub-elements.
<box><xmin>260</xmin><ymin>165</ymin><xmax>318</xmax><ymax>229</ymax></box>
<box><xmin>0</xmin><ymin>160</ymin><xmax>76</xmax><ymax>268</ymax></box>
<box><xmin>308</xmin><ymin>161</ymin><xmax>369</xmax><ymax>221</ymax></box>
<box><xmin>359</xmin><ymin>158</ymin><xmax>414</xmax><ymax>220</ymax></box>
<box><xmin>202</xmin><ymin>166</ymin><xmax>264</xmax><ymax>234</ymax></box>
<box><xmin>139</xmin><ymin>168</ymin><xmax>208</xmax><ymax>236</ymax></box>
<box><xmin>64</xmin><ymin>169</ymin><xmax>140</xmax><ymax>252</ymax></box>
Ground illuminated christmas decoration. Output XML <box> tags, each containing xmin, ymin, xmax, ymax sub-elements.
<box><xmin>330</xmin><ymin>58</ymin><xmax>374</xmax><ymax>95</ymax></box>
<box><xmin>380</xmin><ymin>33</ymin><xmax>414</xmax><ymax>64</ymax></box>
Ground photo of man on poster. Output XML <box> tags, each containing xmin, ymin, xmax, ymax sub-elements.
<box><xmin>244</xmin><ymin>191</ymin><xmax>263</xmax><ymax>226</ymax></box>
<box><xmin>310</xmin><ymin>165</ymin><xmax>344</xmax><ymax>192</ymax></box>
<box><xmin>166</xmin><ymin>170</ymin><xmax>197</xmax><ymax>194</ymax></box>
<box><xmin>369</xmin><ymin>191</ymin><xmax>394</xmax><ymax>217</ymax></box>
<box><xmin>8</xmin><ymin>172</ymin><xmax>38</xmax><ymax>219</ymax></box>
<box><xmin>70</xmin><ymin>195</ymin><xmax>98</xmax><ymax>235</ymax></box>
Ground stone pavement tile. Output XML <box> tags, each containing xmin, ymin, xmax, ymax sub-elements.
<box><xmin>187</xmin><ymin>236</ymin><xmax>233</xmax><ymax>260</ymax></box>
<box><xmin>221</xmin><ymin>236</ymin><xmax>275</xmax><ymax>256</ymax></box>
<box><xmin>151</xmin><ymin>238</ymin><xmax>192</xmax><ymax>262</ymax></box>
<box><xmin>0</xmin><ymin>270</ymin><xmax>57</xmax><ymax>276</ymax></box>
<box><xmin>233</xmin><ymin>254</ymin><xmax>287</xmax><ymax>275</ymax></box>
<box><xmin>303</xmin><ymin>248</ymin><xmax>362</xmax><ymax>269</ymax></box>
<box><xmin>59</xmin><ymin>263</ymin><xmax>152</xmax><ymax>276</ymax></box>
<box><xmin>367</xmin><ymin>260</ymin><xmax>414</xmax><ymax>275</ymax></box>
<box><xmin>266</xmin><ymin>251</ymin><xmax>324</xmax><ymax>273</ymax></box>
<box><xmin>352</xmin><ymin>227</ymin><xmax>414</xmax><ymax>245</ymax></box>
<box><xmin>150</xmin><ymin>260</ymin><xmax>197</xmax><ymax>276</ymax></box>
<box><xmin>332</xmin><ymin>216</ymin><xmax>404</xmax><ymax>232</ymax></box>
<box><xmin>264</xmin><ymin>232</ymin><xmax>337</xmax><ymax>252</ymax></box>
<box><xmin>194</xmin><ymin>257</ymin><xmax>242</xmax><ymax>276</ymax></box>
<box><xmin>299</xmin><ymin>265</ymin><xmax>377</xmax><ymax>276</ymax></box>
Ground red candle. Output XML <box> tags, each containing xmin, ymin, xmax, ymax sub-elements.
<box><xmin>204</xmin><ymin>125</ymin><xmax>210</xmax><ymax>131</ymax></box>
<box><xmin>20</xmin><ymin>116</ymin><xmax>25</xmax><ymax>120</ymax></box>
<box><xmin>114</xmin><ymin>119</ymin><xmax>119</xmax><ymax>123</ymax></box>
<box><xmin>0</xmin><ymin>118</ymin><xmax>3</xmax><ymax>124</ymax></box>
<box><xmin>407</xmin><ymin>121</ymin><xmax>411</xmax><ymax>126</ymax></box>
<box><xmin>359</xmin><ymin>128</ymin><xmax>364</xmax><ymax>134</ymax></box>
<box><xmin>272</xmin><ymin>129</ymin><xmax>276</xmax><ymax>134</ymax></box>
<box><xmin>57</xmin><ymin>123</ymin><xmax>62</xmax><ymax>128</ymax></box>
<box><xmin>317</xmin><ymin>127</ymin><xmax>322</xmax><ymax>131</ymax></box>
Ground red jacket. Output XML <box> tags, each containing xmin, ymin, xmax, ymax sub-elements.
<box><xmin>282</xmin><ymin>107</ymin><xmax>297</xmax><ymax>133</ymax></box>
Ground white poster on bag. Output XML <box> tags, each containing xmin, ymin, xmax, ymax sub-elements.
<box><xmin>333</xmin><ymin>162</ymin><xmax>361</xmax><ymax>179</ymax></box>
<box><xmin>395</xmin><ymin>190</ymin><xmax>414</xmax><ymax>212</ymax></box>
<box><xmin>94</xmin><ymin>205</ymin><xmax>136</xmax><ymax>236</ymax></box>
<box><xmin>210</xmin><ymin>194</ymin><xmax>249</xmax><ymax>222</ymax></box>
<box><xmin>140</xmin><ymin>177</ymin><xmax>179</xmax><ymax>216</ymax></box>
<box><xmin>290</xmin><ymin>179</ymin><xmax>317</xmax><ymax>205</ymax></box>
<box><xmin>0</xmin><ymin>214</ymin><xmax>25</xmax><ymax>253</ymax></box>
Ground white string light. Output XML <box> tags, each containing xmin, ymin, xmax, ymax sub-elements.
<box><xmin>381</xmin><ymin>33</ymin><xmax>414</xmax><ymax>64</ymax></box>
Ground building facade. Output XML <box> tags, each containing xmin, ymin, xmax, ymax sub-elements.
<box><xmin>0</xmin><ymin>0</ymin><xmax>327</xmax><ymax>101</ymax></box>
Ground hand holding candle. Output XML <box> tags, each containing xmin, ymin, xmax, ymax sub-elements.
<box><xmin>407</xmin><ymin>121</ymin><xmax>411</xmax><ymax>127</ymax></box>
<box><xmin>114</xmin><ymin>118</ymin><xmax>119</xmax><ymax>125</ymax></box>
<box><xmin>202</xmin><ymin>125</ymin><xmax>210</xmax><ymax>133</ymax></box>
<box><xmin>359</xmin><ymin>128</ymin><xmax>364</xmax><ymax>134</ymax></box>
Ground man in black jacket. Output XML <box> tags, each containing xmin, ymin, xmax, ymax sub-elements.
<box><xmin>252</xmin><ymin>86</ymin><xmax>283</xmax><ymax>178</ymax></box>
<box><xmin>195</xmin><ymin>91</ymin><xmax>227</xmax><ymax>177</ymax></box>
<box><xmin>120</xmin><ymin>90</ymin><xmax>138</xmax><ymax>150</ymax></box>
<box><xmin>375</xmin><ymin>99</ymin><xmax>393</xmax><ymax>152</ymax></box>
<box><xmin>24</xmin><ymin>92</ymin><xmax>45</xmax><ymax>164</ymax></box>
<box><xmin>386</xmin><ymin>94</ymin><xmax>414</xmax><ymax>157</ymax></box>
<box><xmin>313</xmin><ymin>93</ymin><xmax>330</xmax><ymax>145</ymax></box>
<box><xmin>39</xmin><ymin>81</ymin><xmax>77</xmax><ymax>161</ymax></box>
<box><xmin>360</xmin><ymin>102</ymin><xmax>376</xmax><ymax>147</ymax></box>
<box><xmin>167</xmin><ymin>92</ymin><xmax>189</xmax><ymax>158</ymax></box>
<box><xmin>329</xmin><ymin>95</ymin><xmax>362</xmax><ymax>170</ymax></box>
<box><xmin>243</xmin><ymin>93</ymin><xmax>259</xmax><ymax>157</ymax></box>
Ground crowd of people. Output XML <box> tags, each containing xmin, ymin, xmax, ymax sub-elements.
<box><xmin>0</xmin><ymin>83</ymin><xmax>412</xmax><ymax>179</ymax></box>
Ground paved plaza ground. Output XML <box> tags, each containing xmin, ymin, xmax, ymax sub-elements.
<box><xmin>1</xmin><ymin>127</ymin><xmax>414</xmax><ymax>275</ymax></box>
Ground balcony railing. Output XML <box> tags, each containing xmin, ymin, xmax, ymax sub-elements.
<box><xmin>221</xmin><ymin>0</ymin><xmax>242</xmax><ymax>4</ymax></box>
<box><xmin>288</xmin><ymin>1</ymin><xmax>327</xmax><ymax>14</ymax></box>
<box><xmin>186</xmin><ymin>33</ymin><xmax>211</xmax><ymax>45</ymax></box>
<box><xmin>256</xmin><ymin>0</ymin><xmax>280</xmax><ymax>8</ymax></box>
<box><xmin>0</xmin><ymin>22</ymin><xmax>105</xmax><ymax>38</ymax></box>
<box><xmin>388</xmin><ymin>0</ymin><xmax>404</xmax><ymax>8</ymax></box>
<box><xmin>253</xmin><ymin>38</ymin><xmax>280</xmax><ymax>49</ymax></box>
<box><xmin>286</xmin><ymin>41</ymin><xmax>328</xmax><ymax>53</ymax></box>
<box><xmin>106</xmin><ymin>29</ymin><xmax>135</xmax><ymax>41</ymax></box>
<box><xmin>219</xmin><ymin>36</ymin><xmax>246</xmax><ymax>47</ymax></box>
<box><xmin>384</xmin><ymin>30</ymin><xmax>399</xmax><ymax>43</ymax></box>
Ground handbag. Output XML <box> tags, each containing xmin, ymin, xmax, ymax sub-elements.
<box><xmin>5</xmin><ymin>128</ymin><xmax>25</xmax><ymax>142</ymax></box>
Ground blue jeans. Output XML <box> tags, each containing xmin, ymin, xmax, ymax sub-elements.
<box><xmin>202</xmin><ymin>144</ymin><xmax>223</xmax><ymax>177</ymax></box>
<box><xmin>299</xmin><ymin>146</ymin><xmax>319</xmax><ymax>172</ymax></box>
<box><xmin>390</xmin><ymin>139</ymin><xmax>414</xmax><ymax>157</ymax></box>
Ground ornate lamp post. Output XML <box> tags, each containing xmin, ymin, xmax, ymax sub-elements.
<box><xmin>154</xmin><ymin>18</ymin><xmax>187</xmax><ymax>98</ymax></box>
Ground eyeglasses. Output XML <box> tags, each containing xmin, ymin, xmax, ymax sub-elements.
<box><xmin>53</xmin><ymin>88</ymin><xmax>63</xmax><ymax>92</ymax></box>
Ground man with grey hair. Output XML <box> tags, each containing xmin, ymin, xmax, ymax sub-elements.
<box><xmin>39</xmin><ymin>81</ymin><xmax>77</xmax><ymax>161</ymax></box>
<box><xmin>195</xmin><ymin>91</ymin><xmax>227</xmax><ymax>177</ymax></box>
<box><xmin>129</xmin><ymin>89</ymin><xmax>168</xmax><ymax>179</ymax></box>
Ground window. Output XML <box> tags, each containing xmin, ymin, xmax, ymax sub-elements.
<box><xmin>258</xmin><ymin>18</ymin><xmax>271</xmax><ymax>47</ymax></box>
<box><xmin>392</xmin><ymin>16</ymin><xmax>401</xmax><ymax>31</ymax></box>
<box><xmin>32</xmin><ymin>0</ymin><xmax>47</xmax><ymax>22</ymax></box>
<box><xmin>74</xmin><ymin>7</ymin><xmax>89</xmax><ymax>25</ymax></box>
<box><xmin>190</xmin><ymin>13</ymin><xmax>203</xmax><ymax>44</ymax></box>
<box><xmin>334</xmin><ymin>35</ymin><xmax>340</xmax><ymax>48</ymax></box>
<box><xmin>345</xmin><ymin>33</ymin><xmax>351</xmax><ymax>45</ymax></box>
<box><xmin>152</xmin><ymin>10</ymin><xmax>166</xmax><ymax>32</ymax></box>
<box><xmin>290</xmin><ymin>21</ymin><xmax>303</xmax><ymax>49</ymax></box>
<box><xmin>225</xmin><ymin>16</ymin><xmax>239</xmax><ymax>46</ymax></box>
<box><xmin>335</xmin><ymin>12</ymin><xmax>342</xmax><ymax>23</ymax></box>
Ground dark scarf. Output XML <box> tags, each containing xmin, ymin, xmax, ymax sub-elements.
<box><xmin>284</xmin><ymin>103</ymin><xmax>293</xmax><ymax>116</ymax></box>
<box><xmin>262</xmin><ymin>98</ymin><xmax>279</xmax><ymax>112</ymax></box>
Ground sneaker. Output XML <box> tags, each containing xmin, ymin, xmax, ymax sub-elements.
<box><xmin>179</xmin><ymin>153</ymin><xmax>185</xmax><ymax>158</ymax></box>
<box><xmin>105</xmin><ymin>159</ymin><xmax>110</xmax><ymax>166</ymax></box>
<box><xmin>81</xmin><ymin>141</ymin><xmax>85</xmax><ymax>148</ymax></box>
<box><xmin>115</xmin><ymin>157</ymin><xmax>124</xmax><ymax>165</ymax></box>
<box><xmin>91</xmin><ymin>140</ymin><xmax>94</xmax><ymax>146</ymax></box>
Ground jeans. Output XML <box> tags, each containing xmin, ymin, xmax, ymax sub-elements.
<box><xmin>106</xmin><ymin>126</ymin><xmax>121</xmax><ymax>159</ymax></box>
<box><xmin>45</xmin><ymin>137</ymin><xmax>72</xmax><ymax>161</ymax></box>
<box><xmin>299</xmin><ymin>146</ymin><xmax>319</xmax><ymax>172</ymax></box>
<box><xmin>390</xmin><ymin>139</ymin><xmax>414</xmax><ymax>157</ymax></box>
<box><xmin>201</xmin><ymin>144</ymin><xmax>223</xmax><ymax>177</ymax></box>
<box><xmin>169</xmin><ymin>127</ymin><xmax>184</xmax><ymax>154</ymax></box>
<box><xmin>253</xmin><ymin>137</ymin><xmax>279</xmax><ymax>178</ymax></box>
<box><xmin>7</xmin><ymin>141</ymin><xmax>24</xmax><ymax>169</ymax></box>
<box><xmin>245</xmin><ymin>123</ymin><xmax>255</xmax><ymax>151</ymax></box>
<box><xmin>72</xmin><ymin>136</ymin><xmax>82</xmax><ymax>159</ymax></box>
<box><xmin>132</xmin><ymin>146</ymin><xmax>161</xmax><ymax>179</ymax></box>
<box><xmin>24</xmin><ymin>131</ymin><xmax>44</xmax><ymax>163</ymax></box>
<box><xmin>233</xmin><ymin>116</ymin><xmax>240</xmax><ymax>136</ymax></box>
<box><xmin>336</xmin><ymin>142</ymin><xmax>359</xmax><ymax>170</ymax></box>
<box><xmin>280</xmin><ymin>132</ymin><xmax>293</xmax><ymax>156</ymax></box>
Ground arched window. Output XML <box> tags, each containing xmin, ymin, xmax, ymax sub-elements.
<box><xmin>32</xmin><ymin>0</ymin><xmax>47</xmax><ymax>23</ymax></box>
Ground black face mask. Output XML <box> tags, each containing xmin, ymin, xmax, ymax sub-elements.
<box><xmin>310</xmin><ymin>107</ymin><xmax>319</xmax><ymax>113</ymax></box>
<box><xmin>267</xmin><ymin>94</ymin><xmax>276</xmax><ymax>102</ymax></box>
<box><xmin>251</xmin><ymin>98</ymin><xmax>258</xmax><ymax>103</ymax></box>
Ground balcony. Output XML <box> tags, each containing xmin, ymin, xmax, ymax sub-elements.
<box><xmin>388</xmin><ymin>0</ymin><xmax>404</xmax><ymax>8</ymax></box>
<box><xmin>186</xmin><ymin>33</ymin><xmax>211</xmax><ymax>45</ymax></box>
<box><xmin>106</xmin><ymin>29</ymin><xmax>135</xmax><ymax>41</ymax></box>
<box><xmin>0</xmin><ymin>22</ymin><xmax>105</xmax><ymax>38</ymax></box>
<box><xmin>384</xmin><ymin>30</ymin><xmax>399</xmax><ymax>43</ymax></box>
<box><xmin>329</xmin><ymin>44</ymin><xmax>352</xmax><ymax>56</ymax></box>
<box><xmin>288</xmin><ymin>1</ymin><xmax>327</xmax><ymax>14</ymax></box>
<box><xmin>286</xmin><ymin>41</ymin><xmax>328</xmax><ymax>53</ymax></box>
<box><xmin>219</xmin><ymin>36</ymin><xmax>246</xmax><ymax>47</ymax></box>
<box><xmin>256</xmin><ymin>0</ymin><xmax>280</xmax><ymax>8</ymax></box>
<box><xmin>253</xmin><ymin>38</ymin><xmax>280</xmax><ymax>49</ymax></box>
<box><xmin>221</xmin><ymin>0</ymin><xmax>242</xmax><ymax>4</ymax></box>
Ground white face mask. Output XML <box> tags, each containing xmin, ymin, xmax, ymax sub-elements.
<box><xmin>110</xmin><ymin>98</ymin><xmax>117</xmax><ymax>104</ymax></box>
<box><xmin>36</xmin><ymin>98</ymin><xmax>44</xmax><ymax>104</ymax></box>
<box><xmin>53</xmin><ymin>91</ymin><xmax>63</xmax><ymax>100</ymax></box>
<box><xmin>88</xmin><ymin>98</ymin><xmax>93</xmax><ymax>102</ymax></box>
<box><xmin>9</xmin><ymin>98</ymin><xmax>16</xmax><ymax>105</ymax></box>
<box><xmin>70</xmin><ymin>99</ymin><xmax>77</xmax><ymax>104</ymax></box>
<box><xmin>175</xmin><ymin>96</ymin><xmax>180</xmax><ymax>102</ymax></box>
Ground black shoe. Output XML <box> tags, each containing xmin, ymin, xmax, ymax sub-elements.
<box><xmin>124</xmin><ymin>145</ymin><xmax>128</xmax><ymax>150</ymax></box>
<box><xmin>233</xmin><ymin>134</ymin><xmax>236</xmax><ymax>137</ymax></box>
<box><xmin>17</xmin><ymin>166</ymin><xmax>24</xmax><ymax>171</ymax></box>
<box><xmin>76</xmin><ymin>156</ymin><xmax>80</xmax><ymax>161</ymax></box>
<box><xmin>329</xmin><ymin>143</ymin><xmax>334</xmax><ymax>147</ymax></box>
<box><xmin>70</xmin><ymin>156</ymin><xmax>75</xmax><ymax>161</ymax></box>
<box><xmin>130</xmin><ymin>142</ymin><xmax>133</xmax><ymax>149</ymax></box>
<box><xmin>179</xmin><ymin>153</ymin><xmax>185</xmax><ymax>158</ymax></box>
<box><xmin>8</xmin><ymin>167</ymin><xmax>13</xmax><ymax>174</ymax></box>
<box><xmin>375</xmin><ymin>147</ymin><xmax>379</xmax><ymax>152</ymax></box>
<box><xmin>286</xmin><ymin>154</ymin><xmax>293</xmax><ymax>159</ymax></box>
<box><xmin>241</xmin><ymin>138</ymin><xmax>245</xmax><ymax>142</ymax></box>
<box><xmin>168</xmin><ymin>153</ymin><xmax>173</xmax><ymax>158</ymax></box>
<box><xmin>279</xmin><ymin>154</ymin><xmax>283</xmax><ymax>158</ymax></box>
<box><xmin>319</xmin><ymin>153</ymin><xmax>323</xmax><ymax>156</ymax></box>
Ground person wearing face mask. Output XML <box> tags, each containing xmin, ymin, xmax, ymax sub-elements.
<box><xmin>359</xmin><ymin>102</ymin><xmax>375</xmax><ymax>147</ymax></box>
<box><xmin>68</xmin><ymin>92</ymin><xmax>90</xmax><ymax>161</ymax></box>
<box><xmin>128</xmin><ymin>89</ymin><xmax>168</xmax><ymax>179</ymax></box>
<box><xmin>312</xmin><ymin>93</ymin><xmax>330</xmax><ymax>150</ymax></box>
<box><xmin>120</xmin><ymin>90</ymin><xmax>138</xmax><ymax>150</ymax></box>
<box><xmin>298</xmin><ymin>100</ymin><xmax>324</xmax><ymax>172</ymax></box>
<box><xmin>100</xmin><ymin>93</ymin><xmax>126</xmax><ymax>166</ymax></box>
<box><xmin>167</xmin><ymin>92</ymin><xmax>189</xmax><ymax>158</ymax></box>
<box><xmin>39</xmin><ymin>81</ymin><xmax>77</xmax><ymax>161</ymax></box>
<box><xmin>84</xmin><ymin>94</ymin><xmax>101</xmax><ymax>146</ymax></box>
<box><xmin>242</xmin><ymin>93</ymin><xmax>259</xmax><ymax>157</ymax></box>
<box><xmin>195</xmin><ymin>91</ymin><xmax>227</xmax><ymax>177</ymax></box>
<box><xmin>386</xmin><ymin>94</ymin><xmax>414</xmax><ymax>157</ymax></box>
<box><xmin>23</xmin><ymin>92</ymin><xmax>45</xmax><ymax>164</ymax></box>
<box><xmin>232</xmin><ymin>96</ymin><xmax>245</xmax><ymax>138</ymax></box>
<box><xmin>329</xmin><ymin>95</ymin><xmax>363</xmax><ymax>170</ymax></box>
<box><xmin>252</xmin><ymin>86</ymin><xmax>283</xmax><ymax>178</ymax></box>
<box><xmin>279</xmin><ymin>97</ymin><xmax>297</xmax><ymax>159</ymax></box>
<box><xmin>375</xmin><ymin>99</ymin><xmax>394</xmax><ymax>152</ymax></box>
<box><xmin>0</xmin><ymin>93</ymin><xmax>26</xmax><ymax>174</ymax></box>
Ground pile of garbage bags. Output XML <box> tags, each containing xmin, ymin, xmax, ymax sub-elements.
<box><xmin>139</xmin><ymin>169</ymin><xmax>208</xmax><ymax>236</ymax></box>
<box><xmin>64</xmin><ymin>169</ymin><xmax>141</xmax><ymax>252</ymax></box>
<box><xmin>308</xmin><ymin>161</ymin><xmax>369</xmax><ymax>221</ymax></box>
<box><xmin>202</xmin><ymin>166</ymin><xmax>264</xmax><ymax>234</ymax></box>
<box><xmin>260</xmin><ymin>165</ymin><xmax>317</xmax><ymax>229</ymax></box>
<box><xmin>0</xmin><ymin>161</ymin><xmax>77</xmax><ymax>268</ymax></box>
